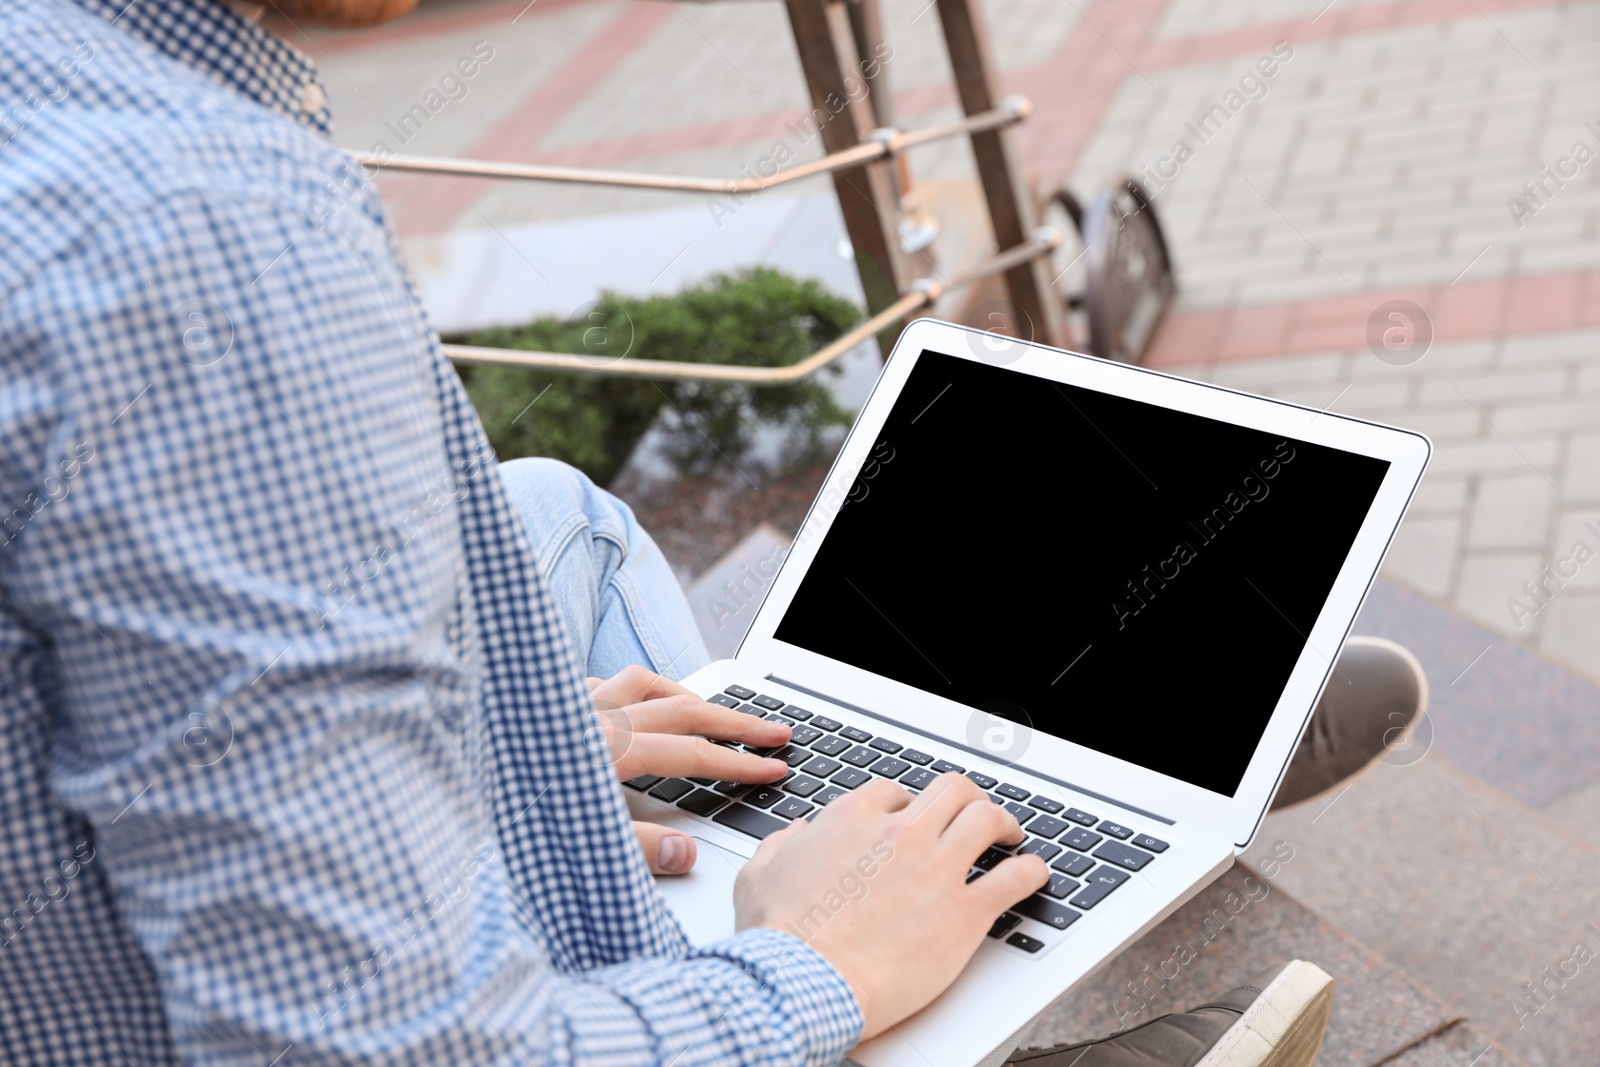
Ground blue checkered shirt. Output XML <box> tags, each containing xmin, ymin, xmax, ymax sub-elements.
<box><xmin>0</xmin><ymin>2</ymin><xmax>862</xmax><ymax>1064</ymax></box>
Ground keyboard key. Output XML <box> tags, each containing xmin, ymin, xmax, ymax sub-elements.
<box><xmin>988</xmin><ymin>912</ymin><xmax>1023</xmax><ymax>939</ymax></box>
<box><xmin>1069</xmin><ymin>866</ymin><xmax>1130</xmax><ymax>909</ymax></box>
<box><xmin>901</xmin><ymin>749</ymin><xmax>934</xmax><ymax>766</ymax></box>
<box><xmin>1043</xmin><ymin>873</ymin><xmax>1079</xmax><ymax>899</ymax></box>
<box><xmin>900</xmin><ymin>768</ymin><xmax>939</xmax><ymax>790</ymax></box>
<box><xmin>724</xmin><ymin>685</ymin><xmax>756</xmax><ymax>700</ymax></box>
<box><xmin>966</xmin><ymin>771</ymin><xmax>999</xmax><ymax>790</ymax></box>
<box><xmin>831</xmin><ymin>768</ymin><xmax>872</xmax><ymax>789</ymax></box>
<box><xmin>1063</xmin><ymin>807</ymin><xmax>1098</xmax><ymax>826</ymax></box>
<box><xmin>932</xmin><ymin>759</ymin><xmax>966</xmax><ymax>774</ymax></box>
<box><xmin>811</xmin><ymin>735</ymin><xmax>851</xmax><ymax>757</ymax></box>
<box><xmin>1018</xmin><ymin>839</ymin><xmax>1062</xmax><ymax>862</ymax></box>
<box><xmin>1063</xmin><ymin>827</ymin><xmax>1103</xmax><ymax>852</ymax></box>
<box><xmin>708</xmin><ymin>693</ymin><xmax>742</xmax><ymax>709</ymax></box>
<box><xmin>784</xmin><ymin>775</ymin><xmax>824</xmax><ymax>798</ymax></box>
<box><xmin>1051</xmin><ymin>853</ymin><xmax>1095</xmax><ymax>878</ymax></box>
<box><xmin>801</xmin><ymin>756</ymin><xmax>842</xmax><ymax>777</ymax></box>
<box><xmin>713</xmin><ymin>803</ymin><xmax>788</xmax><ymax>840</ymax></box>
<box><xmin>648</xmin><ymin>778</ymin><xmax>694</xmax><ymax>803</ymax></box>
<box><xmin>839</xmin><ymin>726</ymin><xmax>873</xmax><ymax>743</ymax></box>
<box><xmin>1132</xmin><ymin>834</ymin><xmax>1169</xmax><ymax>853</ymax></box>
<box><xmin>841</xmin><ymin>745</ymin><xmax>879</xmax><ymax>768</ymax></box>
<box><xmin>744</xmin><ymin>786</ymin><xmax>785</xmax><ymax>809</ymax></box>
<box><xmin>1093</xmin><ymin>840</ymin><xmax>1155</xmax><ymax>871</ymax></box>
<box><xmin>988</xmin><ymin>794</ymin><xmax>1005</xmax><ymax>804</ymax></box>
<box><xmin>774</xmin><ymin>746</ymin><xmax>811</xmax><ymax>768</ymax></box>
<box><xmin>810</xmin><ymin>716</ymin><xmax>842</xmax><ymax>732</ymax></box>
<box><xmin>1003</xmin><ymin>802</ymin><xmax>1034</xmax><ymax>825</ymax></box>
<box><xmin>1098</xmin><ymin>821</ymin><xmax>1134</xmax><ymax>840</ymax></box>
<box><xmin>736</xmin><ymin>703</ymin><xmax>767</xmax><ymax>716</ymax></box>
<box><xmin>772</xmin><ymin>797</ymin><xmax>815</xmax><ymax>820</ymax></box>
<box><xmin>678</xmin><ymin>789</ymin><xmax>727</xmax><ymax>817</ymax></box>
<box><xmin>870</xmin><ymin>757</ymin><xmax>911</xmax><ymax>779</ymax></box>
<box><xmin>764</xmin><ymin>713</ymin><xmax>796</xmax><ymax>725</ymax></box>
<box><xmin>866</xmin><ymin>738</ymin><xmax>901</xmax><ymax>755</ymax></box>
<box><xmin>814</xmin><ymin>785</ymin><xmax>848</xmax><ymax>806</ymax></box>
<box><xmin>688</xmin><ymin>777</ymin><xmax>717</xmax><ymax>787</ymax></box>
<box><xmin>712</xmin><ymin>780</ymin><xmax>751</xmax><ymax>797</ymax></box>
<box><xmin>1027</xmin><ymin>815</ymin><xmax>1069</xmax><ymax>840</ymax></box>
<box><xmin>789</xmin><ymin>724</ymin><xmax>823</xmax><ymax>746</ymax></box>
<box><xmin>1013</xmin><ymin>895</ymin><xmax>1080</xmax><ymax>931</ymax></box>
<box><xmin>974</xmin><ymin>846</ymin><xmax>1010</xmax><ymax>872</ymax></box>
<box><xmin>1027</xmin><ymin>796</ymin><xmax>1065</xmax><ymax>814</ymax></box>
<box><xmin>1007</xmin><ymin>932</ymin><xmax>1046</xmax><ymax>953</ymax></box>
<box><xmin>781</xmin><ymin>706</ymin><xmax>814</xmax><ymax>721</ymax></box>
<box><xmin>751</xmin><ymin>694</ymin><xmax>786</xmax><ymax>711</ymax></box>
<box><xmin>624</xmin><ymin>775</ymin><xmax>662</xmax><ymax>791</ymax></box>
<box><xmin>995</xmin><ymin>783</ymin><xmax>1030</xmax><ymax>802</ymax></box>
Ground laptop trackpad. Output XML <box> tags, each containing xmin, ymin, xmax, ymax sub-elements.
<box><xmin>655</xmin><ymin>835</ymin><xmax>747</xmax><ymax>947</ymax></box>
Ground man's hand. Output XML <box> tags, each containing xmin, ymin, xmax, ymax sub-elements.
<box><xmin>589</xmin><ymin>666</ymin><xmax>792</xmax><ymax>876</ymax></box>
<box><xmin>733</xmin><ymin>773</ymin><xmax>1048</xmax><ymax>1040</ymax></box>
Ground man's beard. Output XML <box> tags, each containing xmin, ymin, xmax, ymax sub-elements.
<box><xmin>263</xmin><ymin>0</ymin><xmax>418</xmax><ymax>28</ymax></box>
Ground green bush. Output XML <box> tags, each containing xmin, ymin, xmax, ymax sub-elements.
<box><xmin>449</xmin><ymin>268</ymin><xmax>862</xmax><ymax>487</ymax></box>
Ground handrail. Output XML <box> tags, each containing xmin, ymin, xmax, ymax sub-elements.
<box><xmin>442</xmin><ymin>229</ymin><xmax>1062</xmax><ymax>384</ymax></box>
<box><xmin>357</xmin><ymin>96</ymin><xmax>1031</xmax><ymax>194</ymax></box>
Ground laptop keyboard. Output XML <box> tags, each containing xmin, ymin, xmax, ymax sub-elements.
<box><xmin>625</xmin><ymin>686</ymin><xmax>1170</xmax><ymax>956</ymax></box>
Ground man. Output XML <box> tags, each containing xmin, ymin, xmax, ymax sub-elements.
<box><xmin>0</xmin><ymin>1</ymin><xmax>1424</xmax><ymax>1065</ymax></box>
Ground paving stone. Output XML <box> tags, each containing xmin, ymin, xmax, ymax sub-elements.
<box><xmin>1027</xmin><ymin>865</ymin><xmax>1461</xmax><ymax>1067</ymax></box>
<box><xmin>1383</xmin><ymin>515</ymin><xmax>1462</xmax><ymax>600</ymax></box>
<box><xmin>1559</xmin><ymin>433</ymin><xmax>1600</xmax><ymax>502</ymax></box>
<box><xmin>1466</xmin><ymin>476</ymin><xmax>1555</xmax><ymax>551</ymax></box>
<box><xmin>1453</xmin><ymin>551</ymin><xmax>1546</xmax><ymax>635</ymax></box>
<box><xmin>1537</xmin><ymin>593</ymin><xmax>1600</xmax><ymax>682</ymax></box>
<box><xmin>1252</xmin><ymin>757</ymin><xmax>1600</xmax><ymax>1067</ymax></box>
<box><xmin>1407</xmin><ymin>476</ymin><xmax>1470</xmax><ymax>516</ymax></box>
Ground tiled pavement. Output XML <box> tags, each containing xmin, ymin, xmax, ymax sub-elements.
<box><xmin>288</xmin><ymin>0</ymin><xmax>1600</xmax><ymax>1060</ymax></box>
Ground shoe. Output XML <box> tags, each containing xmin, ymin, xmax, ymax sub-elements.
<box><xmin>1004</xmin><ymin>960</ymin><xmax>1334</xmax><ymax>1067</ymax></box>
<box><xmin>1270</xmin><ymin>636</ymin><xmax>1427</xmax><ymax>810</ymax></box>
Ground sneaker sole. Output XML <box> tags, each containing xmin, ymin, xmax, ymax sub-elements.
<box><xmin>1194</xmin><ymin>960</ymin><xmax>1334</xmax><ymax>1067</ymax></box>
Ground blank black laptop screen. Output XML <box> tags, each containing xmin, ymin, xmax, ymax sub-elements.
<box><xmin>774</xmin><ymin>349</ymin><xmax>1391</xmax><ymax>796</ymax></box>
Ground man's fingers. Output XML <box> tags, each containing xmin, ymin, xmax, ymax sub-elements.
<box><xmin>633</xmin><ymin>820</ymin><xmax>697</xmax><ymax>876</ymax></box>
<box><xmin>970</xmin><ymin>853</ymin><xmax>1050</xmax><ymax>912</ymax></box>
<box><xmin>902</xmin><ymin>772</ymin><xmax>984</xmax><ymax>835</ymax></box>
<box><xmin>606</xmin><ymin>694</ymin><xmax>790</xmax><ymax>747</ymax></box>
<box><xmin>614</xmin><ymin>734</ymin><xmax>788</xmax><ymax>784</ymax></box>
<box><xmin>938</xmin><ymin>794</ymin><xmax>1023</xmax><ymax>865</ymax></box>
<box><xmin>590</xmin><ymin>664</ymin><xmax>693</xmax><ymax>710</ymax></box>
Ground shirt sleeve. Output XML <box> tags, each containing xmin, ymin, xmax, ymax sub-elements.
<box><xmin>0</xmin><ymin>180</ymin><xmax>862</xmax><ymax>1067</ymax></box>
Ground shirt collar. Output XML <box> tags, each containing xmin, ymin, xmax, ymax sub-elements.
<box><xmin>69</xmin><ymin>0</ymin><xmax>334</xmax><ymax>135</ymax></box>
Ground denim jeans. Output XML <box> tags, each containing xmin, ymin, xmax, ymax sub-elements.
<box><xmin>498</xmin><ymin>457</ymin><xmax>711</xmax><ymax>682</ymax></box>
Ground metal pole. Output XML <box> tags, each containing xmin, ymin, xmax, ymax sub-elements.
<box><xmin>934</xmin><ymin>0</ymin><xmax>1067</xmax><ymax>348</ymax></box>
<box><xmin>785</xmin><ymin>0</ymin><xmax>912</xmax><ymax>355</ymax></box>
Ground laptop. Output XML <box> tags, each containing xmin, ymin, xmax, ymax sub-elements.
<box><xmin>625</xmin><ymin>317</ymin><xmax>1429</xmax><ymax>1067</ymax></box>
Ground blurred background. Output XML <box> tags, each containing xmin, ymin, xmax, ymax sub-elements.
<box><xmin>285</xmin><ymin>1</ymin><xmax>1598</xmax><ymax>1061</ymax></box>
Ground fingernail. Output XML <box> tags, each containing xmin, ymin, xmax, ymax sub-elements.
<box><xmin>658</xmin><ymin>834</ymin><xmax>692</xmax><ymax>874</ymax></box>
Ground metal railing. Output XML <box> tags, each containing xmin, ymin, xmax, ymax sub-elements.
<box><xmin>442</xmin><ymin>229</ymin><xmax>1061</xmax><ymax>383</ymax></box>
<box><xmin>355</xmin><ymin>97</ymin><xmax>1029</xmax><ymax>195</ymax></box>
<box><xmin>364</xmin><ymin>96</ymin><xmax>1056</xmax><ymax>384</ymax></box>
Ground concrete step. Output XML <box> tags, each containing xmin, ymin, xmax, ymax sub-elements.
<box><xmin>1383</xmin><ymin>1020</ymin><xmax>1526</xmax><ymax>1067</ymax></box>
<box><xmin>1246</xmin><ymin>756</ymin><xmax>1600</xmax><ymax>1066</ymax></box>
<box><xmin>1027</xmin><ymin>862</ymin><xmax>1524</xmax><ymax>1066</ymax></box>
